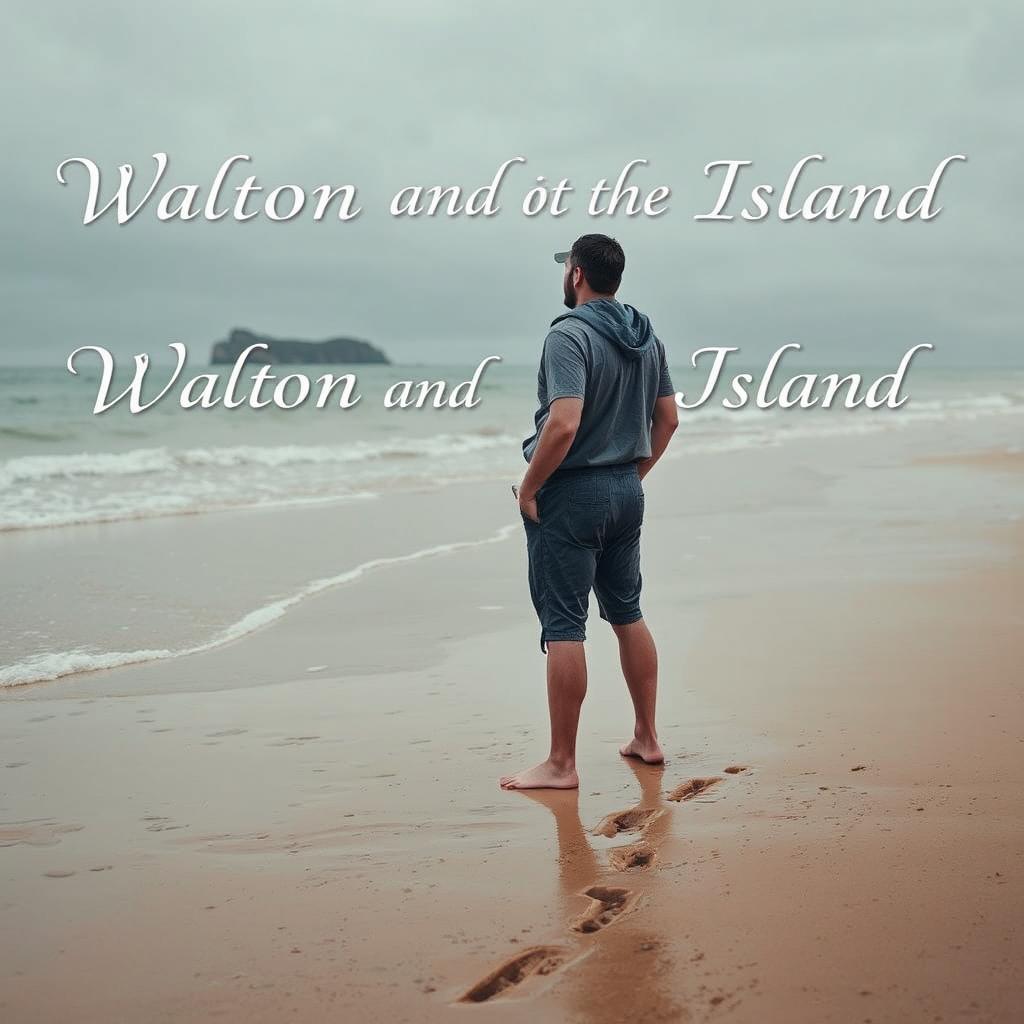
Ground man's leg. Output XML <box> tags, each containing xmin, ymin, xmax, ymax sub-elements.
<box><xmin>612</xmin><ymin>619</ymin><xmax>665</xmax><ymax>764</ymax></box>
<box><xmin>499</xmin><ymin>641</ymin><xmax>586</xmax><ymax>790</ymax></box>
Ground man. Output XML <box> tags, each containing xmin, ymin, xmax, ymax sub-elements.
<box><xmin>499</xmin><ymin>234</ymin><xmax>679</xmax><ymax>791</ymax></box>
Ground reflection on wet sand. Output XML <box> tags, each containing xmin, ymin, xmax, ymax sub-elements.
<box><xmin>458</xmin><ymin>757</ymin><xmax>687</xmax><ymax>1019</ymax></box>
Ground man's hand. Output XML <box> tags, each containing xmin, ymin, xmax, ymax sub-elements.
<box><xmin>519</xmin><ymin>490</ymin><xmax>539</xmax><ymax>523</ymax></box>
<box><xmin>516</xmin><ymin>397</ymin><xmax>583</xmax><ymax>517</ymax></box>
<box><xmin>637</xmin><ymin>395</ymin><xmax>679</xmax><ymax>480</ymax></box>
<box><xmin>513</xmin><ymin>483</ymin><xmax>539</xmax><ymax>523</ymax></box>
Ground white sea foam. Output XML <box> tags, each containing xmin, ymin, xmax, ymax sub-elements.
<box><xmin>0</xmin><ymin>433</ymin><xmax>520</xmax><ymax>486</ymax></box>
<box><xmin>3</xmin><ymin>390</ymin><xmax>1022</xmax><ymax>533</ymax></box>
<box><xmin>0</xmin><ymin>522</ymin><xmax>520</xmax><ymax>688</ymax></box>
<box><xmin>0</xmin><ymin>647</ymin><xmax>178</xmax><ymax>688</ymax></box>
<box><xmin>669</xmin><ymin>396</ymin><xmax>1024</xmax><ymax>457</ymax></box>
<box><xmin>0</xmin><ymin>432</ymin><xmax>522</xmax><ymax>531</ymax></box>
<box><xmin>0</xmin><ymin>488</ymin><xmax>380</xmax><ymax>532</ymax></box>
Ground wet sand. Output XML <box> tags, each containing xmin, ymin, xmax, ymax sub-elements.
<box><xmin>1</xmin><ymin>431</ymin><xmax>1023</xmax><ymax>1022</ymax></box>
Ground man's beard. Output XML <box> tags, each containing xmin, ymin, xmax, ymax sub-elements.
<box><xmin>562</xmin><ymin>277</ymin><xmax>577</xmax><ymax>309</ymax></box>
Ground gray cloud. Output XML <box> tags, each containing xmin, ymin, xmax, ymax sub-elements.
<box><xmin>1</xmin><ymin>0</ymin><xmax>1020</xmax><ymax>368</ymax></box>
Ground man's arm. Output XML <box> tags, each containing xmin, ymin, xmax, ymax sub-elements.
<box><xmin>517</xmin><ymin>397</ymin><xmax>583</xmax><ymax>522</ymax></box>
<box><xmin>637</xmin><ymin>395</ymin><xmax>679</xmax><ymax>481</ymax></box>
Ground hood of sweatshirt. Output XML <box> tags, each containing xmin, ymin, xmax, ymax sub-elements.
<box><xmin>550</xmin><ymin>298</ymin><xmax>653</xmax><ymax>360</ymax></box>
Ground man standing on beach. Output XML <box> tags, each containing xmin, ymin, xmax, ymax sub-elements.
<box><xmin>500</xmin><ymin>234</ymin><xmax>679</xmax><ymax>791</ymax></box>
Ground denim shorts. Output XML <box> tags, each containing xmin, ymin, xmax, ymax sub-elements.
<box><xmin>521</xmin><ymin>462</ymin><xmax>645</xmax><ymax>652</ymax></box>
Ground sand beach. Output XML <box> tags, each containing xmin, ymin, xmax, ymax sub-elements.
<box><xmin>2</xmin><ymin>413</ymin><xmax>1022</xmax><ymax>1023</ymax></box>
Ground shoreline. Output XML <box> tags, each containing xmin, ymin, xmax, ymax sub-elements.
<box><xmin>3</xmin><ymin>411</ymin><xmax>1022</xmax><ymax>698</ymax></box>
<box><xmin>0</xmin><ymin>520</ymin><xmax>520</xmax><ymax>690</ymax></box>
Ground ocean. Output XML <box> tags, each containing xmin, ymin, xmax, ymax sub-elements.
<box><xmin>3</xmin><ymin>359</ymin><xmax>1022</xmax><ymax>534</ymax></box>
<box><xmin>2</xmin><ymin>357</ymin><xmax>1022</xmax><ymax>690</ymax></box>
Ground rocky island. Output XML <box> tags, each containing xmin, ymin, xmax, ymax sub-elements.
<box><xmin>211</xmin><ymin>328</ymin><xmax>389</xmax><ymax>366</ymax></box>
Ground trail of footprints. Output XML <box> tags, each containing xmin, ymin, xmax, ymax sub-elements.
<box><xmin>458</xmin><ymin>764</ymin><xmax>751</xmax><ymax>1003</ymax></box>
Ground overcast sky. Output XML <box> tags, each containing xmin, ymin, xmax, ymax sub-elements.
<box><xmin>1</xmin><ymin>1</ymin><xmax>1020</xmax><ymax>368</ymax></box>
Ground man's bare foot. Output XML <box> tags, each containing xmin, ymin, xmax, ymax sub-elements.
<box><xmin>499</xmin><ymin>758</ymin><xmax>579</xmax><ymax>790</ymax></box>
<box><xmin>619</xmin><ymin>736</ymin><xmax>665</xmax><ymax>764</ymax></box>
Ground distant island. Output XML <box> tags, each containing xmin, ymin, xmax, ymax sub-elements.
<box><xmin>211</xmin><ymin>328</ymin><xmax>389</xmax><ymax>366</ymax></box>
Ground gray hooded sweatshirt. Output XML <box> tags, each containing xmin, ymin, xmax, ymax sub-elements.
<box><xmin>522</xmin><ymin>298</ymin><xmax>675</xmax><ymax>468</ymax></box>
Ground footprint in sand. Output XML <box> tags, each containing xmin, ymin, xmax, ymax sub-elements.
<box><xmin>571</xmin><ymin>885</ymin><xmax>639</xmax><ymax>934</ymax></box>
<box><xmin>592</xmin><ymin>805</ymin><xmax>664</xmax><ymax>839</ymax></box>
<box><xmin>667</xmin><ymin>777</ymin><xmax>722</xmax><ymax>802</ymax></box>
<box><xmin>457</xmin><ymin>945</ymin><xmax>576</xmax><ymax>1003</ymax></box>
<box><xmin>608</xmin><ymin>841</ymin><xmax>656</xmax><ymax>871</ymax></box>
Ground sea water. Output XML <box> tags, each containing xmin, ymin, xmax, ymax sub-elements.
<box><xmin>3</xmin><ymin>360</ymin><xmax>1022</xmax><ymax>533</ymax></box>
<box><xmin>1</xmin><ymin>358</ymin><xmax>1022</xmax><ymax>689</ymax></box>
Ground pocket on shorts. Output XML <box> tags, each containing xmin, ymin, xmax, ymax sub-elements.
<box><xmin>568</xmin><ymin>475</ymin><xmax>610</xmax><ymax>509</ymax></box>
